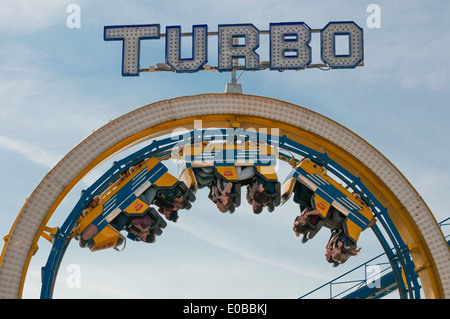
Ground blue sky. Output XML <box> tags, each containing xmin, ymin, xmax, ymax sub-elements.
<box><xmin>0</xmin><ymin>0</ymin><xmax>449</xmax><ymax>299</ymax></box>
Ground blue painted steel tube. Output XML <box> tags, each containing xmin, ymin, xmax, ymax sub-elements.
<box><xmin>40</xmin><ymin>234</ymin><xmax>71</xmax><ymax>299</ymax></box>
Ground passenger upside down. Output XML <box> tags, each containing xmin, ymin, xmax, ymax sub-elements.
<box><xmin>177</xmin><ymin>141</ymin><xmax>281</xmax><ymax>214</ymax></box>
<box><xmin>73</xmin><ymin>145</ymin><xmax>374</xmax><ymax>265</ymax></box>
<box><xmin>282</xmin><ymin>158</ymin><xmax>376</xmax><ymax>266</ymax></box>
<box><xmin>74</xmin><ymin>157</ymin><xmax>195</xmax><ymax>252</ymax></box>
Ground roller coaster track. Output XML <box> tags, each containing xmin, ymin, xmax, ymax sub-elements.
<box><xmin>0</xmin><ymin>93</ymin><xmax>449</xmax><ymax>298</ymax></box>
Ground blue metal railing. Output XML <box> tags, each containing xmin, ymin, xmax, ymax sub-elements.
<box><xmin>298</xmin><ymin>243</ymin><xmax>401</xmax><ymax>299</ymax></box>
<box><xmin>40</xmin><ymin>128</ymin><xmax>421</xmax><ymax>299</ymax></box>
<box><xmin>300</xmin><ymin>217</ymin><xmax>450</xmax><ymax>299</ymax></box>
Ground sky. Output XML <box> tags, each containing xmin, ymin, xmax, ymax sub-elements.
<box><xmin>0</xmin><ymin>0</ymin><xmax>449</xmax><ymax>299</ymax></box>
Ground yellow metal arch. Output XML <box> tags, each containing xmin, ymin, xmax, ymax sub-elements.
<box><xmin>1</xmin><ymin>93</ymin><xmax>448</xmax><ymax>298</ymax></box>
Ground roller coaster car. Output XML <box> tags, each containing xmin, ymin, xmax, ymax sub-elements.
<box><xmin>175</xmin><ymin>141</ymin><xmax>281</xmax><ymax>210</ymax></box>
<box><xmin>72</xmin><ymin>156</ymin><xmax>195</xmax><ymax>252</ymax></box>
<box><xmin>281</xmin><ymin>158</ymin><xmax>375</xmax><ymax>243</ymax></box>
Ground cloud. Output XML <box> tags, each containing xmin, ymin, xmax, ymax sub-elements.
<box><xmin>0</xmin><ymin>40</ymin><xmax>119</xmax><ymax>143</ymax></box>
<box><xmin>0</xmin><ymin>0</ymin><xmax>69</xmax><ymax>35</ymax></box>
<box><xmin>0</xmin><ymin>136</ymin><xmax>60</xmax><ymax>169</ymax></box>
<box><xmin>0</xmin><ymin>135</ymin><xmax>104</xmax><ymax>187</ymax></box>
<box><xmin>255</xmin><ymin>2</ymin><xmax>450</xmax><ymax>93</ymax></box>
<box><xmin>171</xmin><ymin>218</ymin><xmax>328</xmax><ymax>281</ymax></box>
<box><xmin>3</xmin><ymin>0</ymin><xmax>448</xmax><ymax>300</ymax></box>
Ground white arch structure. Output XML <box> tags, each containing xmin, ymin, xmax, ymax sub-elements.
<box><xmin>0</xmin><ymin>93</ymin><xmax>449</xmax><ymax>298</ymax></box>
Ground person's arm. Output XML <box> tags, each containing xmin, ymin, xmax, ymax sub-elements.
<box><xmin>308</xmin><ymin>209</ymin><xmax>320</xmax><ymax>216</ymax></box>
<box><xmin>223</xmin><ymin>182</ymin><xmax>233</xmax><ymax>194</ymax></box>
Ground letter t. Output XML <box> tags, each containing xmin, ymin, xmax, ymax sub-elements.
<box><xmin>104</xmin><ymin>24</ymin><xmax>160</xmax><ymax>76</ymax></box>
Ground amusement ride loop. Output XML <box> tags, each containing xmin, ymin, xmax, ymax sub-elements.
<box><xmin>0</xmin><ymin>93</ymin><xmax>449</xmax><ymax>299</ymax></box>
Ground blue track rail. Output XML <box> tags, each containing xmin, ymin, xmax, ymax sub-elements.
<box><xmin>40</xmin><ymin>128</ymin><xmax>421</xmax><ymax>299</ymax></box>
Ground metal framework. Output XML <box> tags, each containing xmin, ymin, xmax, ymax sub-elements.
<box><xmin>40</xmin><ymin>129</ymin><xmax>419</xmax><ymax>298</ymax></box>
<box><xmin>301</xmin><ymin>217</ymin><xmax>450</xmax><ymax>299</ymax></box>
<box><xmin>1</xmin><ymin>94</ymin><xmax>448</xmax><ymax>299</ymax></box>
